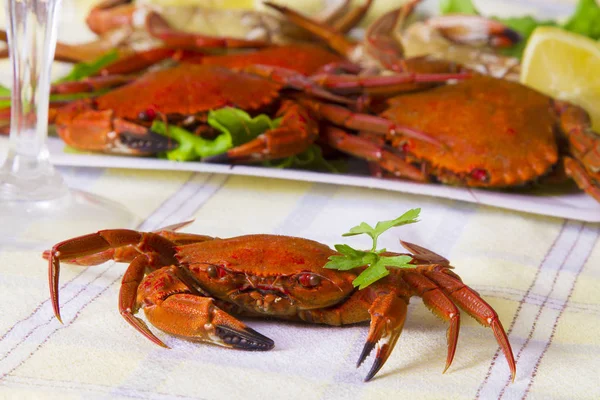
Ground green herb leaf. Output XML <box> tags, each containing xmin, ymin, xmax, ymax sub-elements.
<box><xmin>343</xmin><ymin>208</ymin><xmax>420</xmax><ymax>251</ymax></box>
<box><xmin>373</xmin><ymin>208</ymin><xmax>421</xmax><ymax>236</ymax></box>
<box><xmin>334</xmin><ymin>244</ymin><xmax>367</xmax><ymax>257</ymax></box>
<box><xmin>324</xmin><ymin>255</ymin><xmax>369</xmax><ymax>271</ymax></box>
<box><xmin>352</xmin><ymin>258</ymin><xmax>390</xmax><ymax>289</ymax></box>
<box><xmin>378</xmin><ymin>255</ymin><xmax>414</xmax><ymax>268</ymax></box>
<box><xmin>0</xmin><ymin>85</ymin><xmax>10</xmax><ymax>108</ymax></box>
<box><xmin>439</xmin><ymin>0</ymin><xmax>478</xmax><ymax>15</ymax></box>
<box><xmin>324</xmin><ymin>245</ymin><xmax>372</xmax><ymax>271</ymax></box>
<box><xmin>55</xmin><ymin>50</ymin><xmax>120</xmax><ymax>83</ymax></box>
<box><xmin>325</xmin><ymin>209</ymin><xmax>422</xmax><ymax>289</ymax></box>
<box><xmin>207</xmin><ymin>107</ymin><xmax>280</xmax><ymax>147</ymax></box>
<box><xmin>152</xmin><ymin>107</ymin><xmax>281</xmax><ymax>161</ymax></box>
<box><xmin>342</xmin><ymin>222</ymin><xmax>376</xmax><ymax>238</ymax></box>
<box><xmin>152</xmin><ymin>120</ymin><xmax>231</xmax><ymax>161</ymax></box>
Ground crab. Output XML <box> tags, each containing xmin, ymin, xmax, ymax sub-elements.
<box><xmin>50</xmin><ymin>41</ymin><xmax>471</xmax><ymax>162</ymax></box>
<box><xmin>255</xmin><ymin>2</ymin><xmax>600</xmax><ymax>202</ymax></box>
<box><xmin>322</xmin><ymin>74</ymin><xmax>600</xmax><ymax>202</ymax></box>
<box><xmin>19</xmin><ymin>0</ymin><xmax>373</xmax><ymax>65</ymax></box>
<box><xmin>47</xmin><ymin>223</ymin><xmax>517</xmax><ymax>381</ymax></box>
<box><xmin>263</xmin><ymin>0</ymin><xmax>521</xmax><ymax>78</ymax></box>
<box><xmin>84</xmin><ymin>0</ymin><xmax>373</xmax><ymax>45</ymax></box>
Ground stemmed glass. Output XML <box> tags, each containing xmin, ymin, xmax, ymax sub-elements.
<box><xmin>0</xmin><ymin>0</ymin><xmax>139</xmax><ymax>249</ymax></box>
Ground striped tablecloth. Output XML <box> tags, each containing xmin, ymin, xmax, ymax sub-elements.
<box><xmin>0</xmin><ymin>166</ymin><xmax>598</xmax><ymax>399</ymax></box>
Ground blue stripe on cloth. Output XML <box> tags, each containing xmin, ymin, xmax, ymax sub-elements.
<box><xmin>0</xmin><ymin>172</ymin><xmax>229</xmax><ymax>382</ymax></box>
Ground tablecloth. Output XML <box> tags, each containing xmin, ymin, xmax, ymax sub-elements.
<box><xmin>0</xmin><ymin>165</ymin><xmax>598</xmax><ymax>400</ymax></box>
<box><xmin>2</xmin><ymin>0</ymin><xmax>599</xmax><ymax>398</ymax></box>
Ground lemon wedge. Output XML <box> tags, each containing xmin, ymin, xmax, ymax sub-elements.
<box><xmin>520</xmin><ymin>26</ymin><xmax>600</xmax><ymax>132</ymax></box>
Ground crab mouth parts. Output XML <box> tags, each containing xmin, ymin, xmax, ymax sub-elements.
<box><xmin>233</xmin><ymin>285</ymin><xmax>293</xmax><ymax>313</ymax></box>
<box><xmin>238</xmin><ymin>285</ymin><xmax>289</xmax><ymax>298</ymax></box>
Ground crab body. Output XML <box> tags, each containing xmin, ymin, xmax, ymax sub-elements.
<box><xmin>325</xmin><ymin>75</ymin><xmax>600</xmax><ymax>201</ymax></box>
<box><xmin>53</xmin><ymin>63</ymin><xmax>322</xmax><ymax>161</ymax></box>
<box><xmin>48</xmin><ymin>226</ymin><xmax>516</xmax><ymax>381</ymax></box>
<box><xmin>381</xmin><ymin>75</ymin><xmax>558</xmax><ymax>187</ymax></box>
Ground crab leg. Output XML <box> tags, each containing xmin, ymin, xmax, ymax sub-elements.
<box><xmin>310</xmin><ymin>70</ymin><xmax>470</xmax><ymax>96</ymax></box>
<box><xmin>296</xmin><ymin>281</ymin><xmax>409</xmax><ymax>382</ymax></box>
<box><xmin>300</xmin><ymin>100</ymin><xmax>444</xmax><ymax>146</ymax></box>
<box><xmin>51</xmin><ymin>75</ymin><xmax>135</xmax><ymax>95</ymax></box>
<box><xmin>146</xmin><ymin>12</ymin><xmax>270</xmax><ymax>50</ymax></box>
<box><xmin>47</xmin><ymin>228</ymin><xmax>212</xmax><ymax>322</ymax></box>
<box><xmin>426</xmin><ymin>15</ymin><xmax>522</xmax><ymax>48</ymax></box>
<box><xmin>555</xmin><ymin>100</ymin><xmax>600</xmax><ymax>201</ymax></box>
<box><xmin>402</xmin><ymin>271</ymin><xmax>460</xmax><ymax>373</ymax></box>
<box><xmin>564</xmin><ymin>157</ymin><xmax>600</xmax><ymax>202</ymax></box>
<box><xmin>358</xmin><ymin>292</ymin><xmax>408</xmax><ymax>381</ymax></box>
<box><xmin>362</xmin><ymin>5</ymin><xmax>412</xmax><ymax>72</ymax></box>
<box><xmin>324</xmin><ymin>126</ymin><xmax>428</xmax><ymax>181</ymax></box>
<box><xmin>42</xmin><ymin>221</ymin><xmax>211</xmax><ymax>267</ymax></box>
<box><xmin>263</xmin><ymin>1</ymin><xmax>358</xmax><ymax>59</ymax></box>
<box><xmin>263</xmin><ymin>0</ymin><xmax>412</xmax><ymax>72</ymax></box>
<box><xmin>119</xmin><ymin>253</ymin><xmax>169</xmax><ymax>347</ymax></box>
<box><xmin>330</xmin><ymin>0</ymin><xmax>374</xmax><ymax>33</ymax></box>
<box><xmin>92</xmin><ymin>47</ymin><xmax>182</xmax><ymax>77</ymax></box>
<box><xmin>48</xmin><ymin>229</ymin><xmax>179</xmax><ymax>322</ymax></box>
<box><xmin>423</xmin><ymin>267</ymin><xmax>517</xmax><ymax>381</ymax></box>
<box><xmin>86</xmin><ymin>0</ymin><xmax>136</xmax><ymax>36</ymax></box>
<box><xmin>240</xmin><ymin>64</ymin><xmax>354</xmax><ymax>105</ymax></box>
<box><xmin>137</xmin><ymin>266</ymin><xmax>274</xmax><ymax>350</ymax></box>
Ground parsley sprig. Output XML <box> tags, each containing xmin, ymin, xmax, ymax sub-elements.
<box><xmin>324</xmin><ymin>208</ymin><xmax>421</xmax><ymax>289</ymax></box>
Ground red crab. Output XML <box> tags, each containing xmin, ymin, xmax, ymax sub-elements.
<box><xmin>323</xmin><ymin>75</ymin><xmax>600</xmax><ymax>201</ymax></box>
<box><xmin>46</xmin><ymin>223</ymin><xmax>516</xmax><ymax>381</ymax></box>
<box><xmin>263</xmin><ymin>2</ymin><xmax>600</xmax><ymax>202</ymax></box>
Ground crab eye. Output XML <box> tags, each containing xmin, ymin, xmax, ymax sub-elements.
<box><xmin>206</xmin><ymin>265</ymin><xmax>217</xmax><ymax>278</ymax></box>
<box><xmin>206</xmin><ymin>265</ymin><xmax>227</xmax><ymax>278</ymax></box>
<box><xmin>298</xmin><ymin>273</ymin><xmax>321</xmax><ymax>288</ymax></box>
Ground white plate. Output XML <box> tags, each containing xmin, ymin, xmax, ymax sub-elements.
<box><xmin>45</xmin><ymin>138</ymin><xmax>600</xmax><ymax>222</ymax></box>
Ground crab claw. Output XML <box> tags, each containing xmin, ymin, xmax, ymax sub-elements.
<box><xmin>140</xmin><ymin>290</ymin><xmax>275</xmax><ymax>351</ymax></box>
<box><xmin>426</xmin><ymin>15</ymin><xmax>522</xmax><ymax>48</ymax></box>
<box><xmin>357</xmin><ymin>293</ymin><xmax>408</xmax><ymax>381</ymax></box>
<box><xmin>215</xmin><ymin>325</ymin><xmax>275</xmax><ymax>351</ymax></box>
<box><xmin>53</xmin><ymin>100</ymin><xmax>178</xmax><ymax>155</ymax></box>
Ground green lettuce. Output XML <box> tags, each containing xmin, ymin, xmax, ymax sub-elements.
<box><xmin>153</xmin><ymin>107</ymin><xmax>281</xmax><ymax>162</ymax></box>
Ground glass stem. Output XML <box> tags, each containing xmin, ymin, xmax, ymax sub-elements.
<box><xmin>0</xmin><ymin>0</ymin><xmax>66</xmax><ymax>201</ymax></box>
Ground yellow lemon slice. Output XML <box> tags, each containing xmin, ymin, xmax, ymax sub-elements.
<box><xmin>520</xmin><ymin>26</ymin><xmax>600</xmax><ymax>132</ymax></box>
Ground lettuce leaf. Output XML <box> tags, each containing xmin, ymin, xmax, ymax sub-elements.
<box><xmin>55</xmin><ymin>50</ymin><xmax>119</xmax><ymax>83</ymax></box>
<box><xmin>152</xmin><ymin>107</ymin><xmax>281</xmax><ymax>162</ymax></box>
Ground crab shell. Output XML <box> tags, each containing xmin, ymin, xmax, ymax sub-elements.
<box><xmin>382</xmin><ymin>75</ymin><xmax>558</xmax><ymax>187</ymax></box>
<box><xmin>174</xmin><ymin>234</ymin><xmax>355</xmax><ymax>314</ymax></box>
<box><xmin>95</xmin><ymin>63</ymin><xmax>284</xmax><ymax>120</ymax></box>
<box><xmin>52</xmin><ymin>63</ymin><xmax>319</xmax><ymax>159</ymax></box>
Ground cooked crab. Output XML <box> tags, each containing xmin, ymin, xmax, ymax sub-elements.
<box><xmin>47</xmin><ymin>223</ymin><xmax>516</xmax><ymax>381</ymax></box>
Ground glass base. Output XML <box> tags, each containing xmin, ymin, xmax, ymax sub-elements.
<box><xmin>0</xmin><ymin>189</ymin><xmax>141</xmax><ymax>250</ymax></box>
